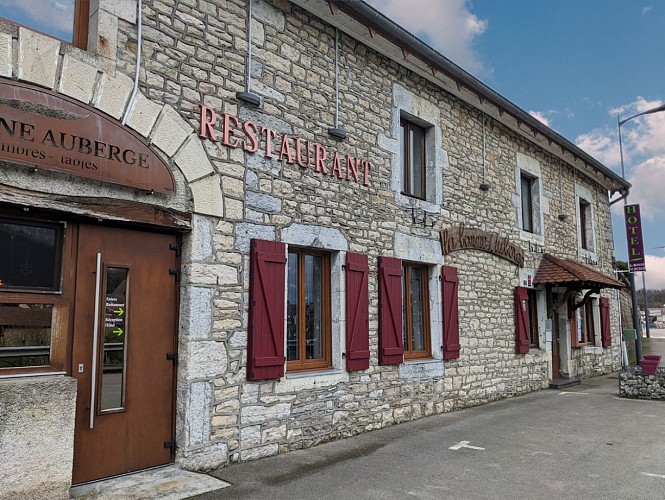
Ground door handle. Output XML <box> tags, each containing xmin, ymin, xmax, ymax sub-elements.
<box><xmin>90</xmin><ymin>252</ymin><xmax>102</xmax><ymax>429</ymax></box>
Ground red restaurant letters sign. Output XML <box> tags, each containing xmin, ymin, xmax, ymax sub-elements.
<box><xmin>624</xmin><ymin>204</ymin><xmax>646</xmax><ymax>272</ymax></box>
<box><xmin>199</xmin><ymin>104</ymin><xmax>372</xmax><ymax>185</ymax></box>
<box><xmin>0</xmin><ymin>81</ymin><xmax>175</xmax><ymax>194</ymax></box>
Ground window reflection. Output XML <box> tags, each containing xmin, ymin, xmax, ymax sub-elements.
<box><xmin>1</xmin><ymin>0</ymin><xmax>76</xmax><ymax>42</ymax></box>
<box><xmin>287</xmin><ymin>253</ymin><xmax>299</xmax><ymax>361</ymax></box>
<box><xmin>100</xmin><ymin>267</ymin><xmax>128</xmax><ymax>411</ymax></box>
<box><xmin>0</xmin><ymin>220</ymin><xmax>63</xmax><ymax>291</ymax></box>
<box><xmin>286</xmin><ymin>249</ymin><xmax>330</xmax><ymax>370</ymax></box>
<box><xmin>0</xmin><ymin>303</ymin><xmax>52</xmax><ymax>368</ymax></box>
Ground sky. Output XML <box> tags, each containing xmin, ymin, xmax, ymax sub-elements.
<box><xmin>366</xmin><ymin>0</ymin><xmax>665</xmax><ymax>290</ymax></box>
<box><xmin>0</xmin><ymin>0</ymin><xmax>75</xmax><ymax>42</ymax></box>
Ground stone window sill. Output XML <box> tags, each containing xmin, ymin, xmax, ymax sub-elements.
<box><xmin>275</xmin><ymin>369</ymin><xmax>349</xmax><ymax>393</ymax></box>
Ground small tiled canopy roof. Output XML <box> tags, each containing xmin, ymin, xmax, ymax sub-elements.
<box><xmin>534</xmin><ymin>253</ymin><xmax>624</xmax><ymax>289</ymax></box>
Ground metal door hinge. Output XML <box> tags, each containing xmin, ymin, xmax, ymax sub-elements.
<box><xmin>164</xmin><ymin>440</ymin><xmax>177</xmax><ymax>452</ymax></box>
<box><xmin>169</xmin><ymin>268</ymin><xmax>180</xmax><ymax>281</ymax></box>
<box><xmin>166</xmin><ymin>352</ymin><xmax>178</xmax><ymax>366</ymax></box>
<box><xmin>169</xmin><ymin>243</ymin><xmax>181</xmax><ymax>257</ymax></box>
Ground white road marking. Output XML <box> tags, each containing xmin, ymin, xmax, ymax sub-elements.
<box><xmin>613</xmin><ymin>397</ymin><xmax>659</xmax><ymax>403</ymax></box>
<box><xmin>558</xmin><ymin>391</ymin><xmax>588</xmax><ymax>395</ymax></box>
<box><xmin>449</xmin><ymin>440</ymin><xmax>485</xmax><ymax>451</ymax></box>
<box><xmin>530</xmin><ymin>451</ymin><xmax>554</xmax><ymax>456</ymax></box>
<box><xmin>640</xmin><ymin>472</ymin><xmax>665</xmax><ymax>479</ymax></box>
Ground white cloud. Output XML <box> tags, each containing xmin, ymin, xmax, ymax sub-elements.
<box><xmin>529</xmin><ymin>111</ymin><xmax>551</xmax><ymax>127</ymax></box>
<box><xmin>625</xmin><ymin>156</ymin><xmax>665</xmax><ymax>221</ymax></box>
<box><xmin>645</xmin><ymin>255</ymin><xmax>665</xmax><ymax>289</ymax></box>
<box><xmin>364</xmin><ymin>0</ymin><xmax>488</xmax><ymax>74</ymax></box>
<box><xmin>642</xmin><ymin>5</ymin><xmax>654</xmax><ymax>15</ymax></box>
<box><xmin>575</xmin><ymin>127</ymin><xmax>621</xmax><ymax>168</ymax></box>
<box><xmin>0</xmin><ymin>0</ymin><xmax>75</xmax><ymax>36</ymax></box>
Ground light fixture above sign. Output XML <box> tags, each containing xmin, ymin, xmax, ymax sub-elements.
<box><xmin>236</xmin><ymin>91</ymin><xmax>261</xmax><ymax>107</ymax></box>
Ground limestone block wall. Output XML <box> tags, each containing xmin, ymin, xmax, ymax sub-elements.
<box><xmin>0</xmin><ymin>376</ymin><xmax>77</xmax><ymax>500</ymax></box>
<box><xmin>0</xmin><ymin>0</ymin><xmax>625</xmax><ymax>475</ymax></box>
<box><xmin>619</xmin><ymin>368</ymin><xmax>665</xmax><ymax>400</ymax></box>
<box><xmin>108</xmin><ymin>0</ymin><xmax>622</xmax><ymax>468</ymax></box>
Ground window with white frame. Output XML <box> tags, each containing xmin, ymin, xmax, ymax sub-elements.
<box><xmin>514</xmin><ymin>153</ymin><xmax>545</xmax><ymax>239</ymax></box>
<box><xmin>387</xmin><ymin>84</ymin><xmax>445</xmax><ymax>213</ymax></box>
<box><xmin>575</xmin><ymin>184</ymin><xmax>596</xmax><ymax>258</ymax></box>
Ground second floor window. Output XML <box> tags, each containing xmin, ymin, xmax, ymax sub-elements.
<box><xmin>400</xmin><ymin>119</ymin><xmax>426</xmax><ymax>199</ymax></box>
<box><xmin>520</xmin><ymin>173</ymin><xmax>535</xmax><ymax>233</ymax></box>
<box><xmin>2</xmin><ymin>0</ymin><xmax>89</xmax><ymax>49</ymax></box>
<box><xmin>579</xmin><ymin>199</ymin><xmax>592</xmax><ymax>250</ymax></box>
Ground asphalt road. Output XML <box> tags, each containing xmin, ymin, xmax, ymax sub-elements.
<box><xmin>193</xmin><ymin>373</ymin><xmax>665</xmax><ymax>500</ymax></box>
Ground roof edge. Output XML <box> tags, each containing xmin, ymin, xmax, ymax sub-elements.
<box><xmin>295</xmin><ymin>0</ymin><xmax>631</xmax><ymax>193</ymax></box>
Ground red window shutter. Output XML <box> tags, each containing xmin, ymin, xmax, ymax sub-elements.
<box><xmin>515</xmin><ymin>287</ymin><xmax>531</xmax><ymax>354</ymax></box>
<box><xmin>247</xmin><ymin>239</ymin><xmax>287</xmax><ymax>381</ymax></box>
<box><xmin>600</xmin><ymin>297</ymin><xmax>611</xmax><ymax>347</ymax></box>
<box><xmin>442</xmin><ymin>265</ymin><xmax>460</xmax><ymax>360</ymax></box>
<box><xmin>346</xmin><ymin>253</ymin><xmax>370</xmax><ymax>371</ymax></box>
<box><xmin>378</xmin><ymin>256</ymin><xmax>403</xmax><ymax>365</ymax></box>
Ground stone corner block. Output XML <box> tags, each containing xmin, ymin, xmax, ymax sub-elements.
<box><xmin>0</xmin><ymin>33</ymin><xmax>12</xmax><ymax>78</ymax></box>
<box><xmin>103</xmin><ymin>0</ymin><xmax>138</xmax><ymax>24</ymax></box>
<box><xmin>152</xmin><ymin>105</ymin><xmax>193</xmax><ymax>157</ymax></box>
<box><xmin>58</xmin><ymin>54</ymin><xmax>99</xmax><ymax>104</ymax></box>
<box><xmin>125</xmin><ymin>92</ymin><xmax>162</xmax><ymax>137</ymax></box>
<box><xmin>184</xmin><ymin>340</ymin><xmax>228</xmax><ymax>381</ymax></box>
<box><xmin>174</xmin><ymin>137</ymin><xmax>216</xmax><ymax>182</ymax></box>
<box><xmin>17</xmin><ymin>28</ymin><xmax>61</xmax><ymax>89</ymax></box>
<box><xmin>93</xmin><ymin>70</ymin><xmax>133</xmax><ymax>119</ymax></box>
<box><xmin>190</xmin><ymin>175</ymin><xmax>224</xmax><ymax>218</ymax></box>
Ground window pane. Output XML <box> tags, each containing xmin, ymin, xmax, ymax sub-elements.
<box><xmin>0</xmin><ymin>220</ymin><xmax>62</xmax><ymax>291</ymax></box>
<box><xmin>0</xmin><ymin>303</ymin><xmax>52</xmax><ymax>368</ymax></box>
<box><xmin>287</xmin><ymin>253</ymin><xmax>299</xmax><ymax>361</ymax></box>
<box><xmin>521</xmin><ymin>176</ymin><xmax>533</xmax><ymax>232</ymax></box>
<box><xmin>400</xmin><ymin>120</ymin><xmax>407</xmax><ymax>192</ymax></box>
<box><xmin>402</xmin><ymin>269</ymin><xmax>408</xmax><ymax>351</ymax></box>
<box><xmin>410</xmin><ymin>268</ymin><xmax>425</xmax><ymax>351</ymax></box>
<box><xmin>580</xmin><ymin>201</ymin><xmax>590</xmax><ymax>250</ymax></box>
<box><xmin>100</xmin><ymin>267</ymin><xmax>128</xmax><ymax>411</ymax></box>
<box><xmin>410</xmin><ymin>126</ymin><xmax>425</xmax><ymax>199</ymax></box>
<box><xmin>305</xmin><ymin>255</ymin><xmax>323</xmax><ymax>360</ymax></box>
<box><xmin>1</xmin><ymin>0</ymin><xmax>76</xmax><ymax>42</ymax></box>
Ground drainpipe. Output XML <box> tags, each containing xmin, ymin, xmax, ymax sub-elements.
<box><xmin>122</xmin><ymin>0</ymin><xmax>143</xmax><ymax>126</ymax></box>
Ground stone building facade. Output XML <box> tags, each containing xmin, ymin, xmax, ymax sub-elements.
<box><xmin>0</xmin><ymin>0</ymin><xmax>629</xmax><ymax>497</ymax></box>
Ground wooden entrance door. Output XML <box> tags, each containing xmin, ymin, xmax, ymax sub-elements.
<box><xmin>72</xmin><ymin>225</ymin><xmax>178</xmax><ymax>484</ymax></box>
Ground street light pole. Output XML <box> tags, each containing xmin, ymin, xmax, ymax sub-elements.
<box><xmin>616</xmin><ymin>102</ymin><xmax>665</xmax><ymax>361</ymax></box>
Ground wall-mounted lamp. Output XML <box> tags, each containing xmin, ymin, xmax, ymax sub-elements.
<box><xmin>237</xmin><ymin>0</ymin><xmax>261</xmax><ymax>107</ymax></box>
<box><xmin>328</xmin><ymin>28</ymin><xmax>347</xmax><ymax>140</ymax></box>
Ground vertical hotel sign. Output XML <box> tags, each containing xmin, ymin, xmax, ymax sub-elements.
<box><xmin>624</xmin><ymin>204</ymin><xmax>646</xmax><ymax>272</ymax></box>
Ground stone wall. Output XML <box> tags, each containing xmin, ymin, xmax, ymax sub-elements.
<box><xmin>619</xmin><ymin>367</ymin><xmax>665</xmax><ymax>400</ymax></box>
<box><xmin>0</xmin><ymin>0</ymin><xmax>625</xmax><ymax>478</ymax></box>
<box><xmin>130</xmin><ymin>0</ymin><xmax>619</xmax><ymax>469</ymax></box>
<box><xmin>0</xmin><ymin>376</ymin><xmax>77</xmax><ymax>500</ymax></box>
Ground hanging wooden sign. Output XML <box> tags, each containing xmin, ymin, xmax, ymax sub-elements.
<box><xmin>0</xmin><ymin>81</ymin><xmax>175</xmax><ymax>194</ymax></box>
<box><xmin>440</xmin><ymin>223</ymin><xmax>525</xmax><ymax>267</ymax></box>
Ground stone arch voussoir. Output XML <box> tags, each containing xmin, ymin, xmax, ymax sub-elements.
<box><xmin>6</xmin><ymin>27</ymin><xmax>223</xmax><ymax>218</ymax></box>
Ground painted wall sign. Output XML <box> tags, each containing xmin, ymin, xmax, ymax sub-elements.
<box><xmin>440</xmin><ymin>224</ymin><xmax>525</xmax><ymax>267</ymax></box>
<box><xmin>624</xmin><ymin>204</ymin><xmax>646</xmax><ymax>272</ymax></box>
<box><xmin>199</xmin><ymin>104</ymin><xmax>372</xmax><ymax>185</ymax></box>
<box><xmin>0</xmin><ymin>82</ymin><xmax>175</xmax><ymax>194</ymax></box>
